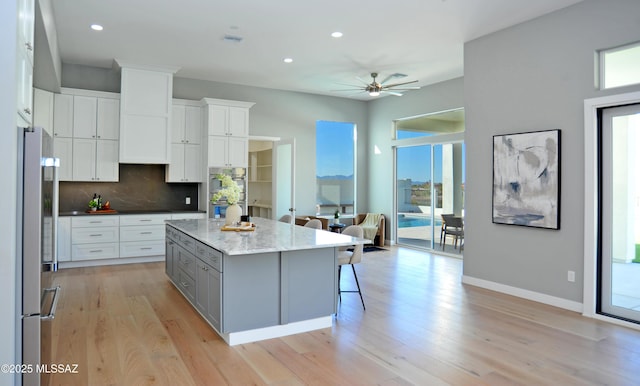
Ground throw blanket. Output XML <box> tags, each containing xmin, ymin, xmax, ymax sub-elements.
<box><xmin>360</xmin><ymin>213</ymin><xmax>381</xmax><ymax>241</ymax></box>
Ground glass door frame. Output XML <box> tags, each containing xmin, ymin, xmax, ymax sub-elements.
<box><xmin>392</xmin><ymin>132</ymin><xmax>464</xmax><ymax>250</ymax></box>
<box><xmin>584</xmin><ymin>90</ymin><xmax>640</xmax><ymax>329</ymax></box>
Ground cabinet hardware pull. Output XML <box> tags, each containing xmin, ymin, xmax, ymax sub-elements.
<box><xmin>181</xmin><ymin>282</ymin><xmax>189</xmax><ymax>288</ymax></box>
<box><xmin>140</xmin><ymin>231</ymin><xmax>152</xmax><ymax>234</ymax></box>
<box><xmin>23</xmin><ymin>108</ymin><xmax>32</xmax><ymax>115</ymax></box>
<box><xmin>141</xmin><ymin>247</ymin><xmax>153</xmax><ymax>250</ymax></box>
<box><xmin>25</xmin><ymin>42</ymin><xmax>33</xmax><ymax>51</ymax></box>
<box><xmin>90</xmin><ymin>249</ymin><xmax>103</xmax><ymax>253</ymax></box>
<box><xmin>89</xmin><ymin>234</ymin><xmax>103</xmax><ymax>237</ymax></box>
<box><xmin>140</xmin><ymin>219</ymin><xmax>152</xmax><ymax>222</ymax></box>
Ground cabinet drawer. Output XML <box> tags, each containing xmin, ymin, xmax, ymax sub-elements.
<box><xmin>176</xmin><ymin>232</ymin><xmax>197</xmax><ymax>254</ymax></box>
<box><xmin>72</xmin><ymin>216</ymin><xmax>119</xmax><ymax>227</ymax></box>
<box><xmin>120</xmin><ymin>240</ymin><xmax>165</xmax><ymax>258</ymax></box>
<box><xmin>166</xmin><ymin>226</ymin><xmax>178</xmax><ymax>241</ymax></box>
<box><xmin>120</xmin><ymin>214</ymin><xmax>171</xmax><ymax>226</ymax></box>
<box><xmin>171</xmin><ymin>212</ymin><xmax>205</xmax><ymax>220</ymax></box>
<box><xmin>196</xmin><ymin>241</ymin><xmax>222</xmax><ymax>272</ymax></box>
<box><xmin>176</xmin><ymin>248</ymin><xmax>196</xmax><ymax>279</ymax></box>
<box><xmin>72</xmin><ymin>242</ymin><xmax>119</xmax><ymax>261</ymax></box>
<box><xmin>72</xmin><ymin>226</ymin><xmax>119</xmax><ymax>244</ymax></box>
<box><xmin>120</xmin><ymin>225</ymin><xmax>165</xmax><ymax>242</ymax></box>
<box><xmin>177</xmin><ymin>269</ymin><xmax>195</xmax><ymax>302</ymax></box>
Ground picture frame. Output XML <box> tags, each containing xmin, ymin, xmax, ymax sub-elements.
<box><xmin>492</xmin><ymin>129</ymin><xmax>560</xmax><ymax>229</ymax></box>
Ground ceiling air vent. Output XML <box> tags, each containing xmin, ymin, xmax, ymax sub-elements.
<box><xmin>222</xmin><ymin>34</ymin><xmax>243</xmax><ymax>43</ymax></box>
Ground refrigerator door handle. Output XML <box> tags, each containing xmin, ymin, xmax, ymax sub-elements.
<box><xmin>40</xmin><ymin>286</ymin><xmax>61</xmax><ymax>320</ymax></box>
<box><xmin>51</xmin><ymin>158</ymin><xmax>59</xmax><ymax>271</ymax></box>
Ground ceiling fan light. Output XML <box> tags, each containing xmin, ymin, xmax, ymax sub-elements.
<box><xmin>369</xmin><ymin>91</ymin><xmax>380</xmax><ymax>97</ymax></box>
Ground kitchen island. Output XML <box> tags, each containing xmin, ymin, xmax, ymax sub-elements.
<box><xmin>165</xmin><ymin>217</ymin><xmax>368</xmax><ymax>345</ymax></box>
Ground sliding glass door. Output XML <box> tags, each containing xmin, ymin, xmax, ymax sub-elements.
<box><xmin>395</xmin><ymin>142</ymin><xmax>463</xmax><ymax>251</ymax></box>
<box><xmin>600</xmin><ymin>103</ymin><xmax>640</xmax><ymax>322</ymax></box>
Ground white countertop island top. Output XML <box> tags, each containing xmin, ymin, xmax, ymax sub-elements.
<box><xmin>165</xmin><ymin>217</ymin><xmax>369</xmax><ymax>255</ymax></box>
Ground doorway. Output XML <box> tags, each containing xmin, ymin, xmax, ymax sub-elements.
<box><xmin>392</xmin><ymin>109</ymin><xmax>465</xmax><ymax>253</ymax></box>
<box><xmin>600</xmin><ymin>103</ymin><xmax>640</xmax><ymax>322</ymax></box>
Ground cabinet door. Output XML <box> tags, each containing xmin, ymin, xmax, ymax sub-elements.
<box><xmin>184</xmin><ymin>105</ymin><xmax>202</xmax><ymax>144</ymax></box>
<box><xmin>96</xmin><ymin>140</ymin><xmax>119</xmax><ymax>181</ymax></box>
<box><xmin>166</xmin><ymin>143</ymin><xmax>185</xmax><ymax>182</ymax></box>
<box><xmin>207</xmin><ymin>105</ymin><xmax>228</xmax><ymax>136</ymax></box>
<box><xmin>208</xmin><ymin>136</ymin><xmax>228</xmax><ymax>167</ymax></box>
<box><xmin>97</xmin><ymin>98</ymin><xmax>120</xmax><ymax>140</ymax></box>
<box><xmin>33</xmin><ymin>88</ymin><xmax>54</xmax><ymax>136</ymax></box>
<box><xmin>72</xmin><ymin>138</ymin><xmax>97</xmax><ymax>181</ymax></box>
<box><xmin>207</xmin><ymin>267</ymin><xmax>222</xmax><ymax>332</ymax></box>
<box><xmin>184</xmin><ymin>144</ymin><xmax>202</xmax><ymax>182</ymax></box>
<box><xmin>16</xmin><ymin>47</ymin><xmax>33</xmax><ymax>126</ymax></box>
<box><xmin>195</xmin><ymin>260</ymin><xmax>209</xmax><ymax>315</ymax></box>
<box><xmin>57</xmin><ymin>217</ymin><xmax>71</xmax><ymax>262</ymax></box>
<box><xmin>53</xmin><ymin>137</ymin><xmax>73</xmax><ymax>181</ymax></box>
<box><xmin>171</xmin><ymin>104</ymin><xmax>186</xmax><ymax>143</ymax></box>
<box><xmin>228</xmin><ymin>107</ymin><xmax>248</xmax><ymax>136</ymax></box>
<box><xmin>53</xmin><ymin>94</ymin><xmax>73</xmax><ymax>137</ymax></box>
<box><xmin>73</xmin><ymin>96</ymin><xmax>97</xmax><ymax>139</ymax></box>
<box><xmin>228</xmin><ymin>137</ymin><xmax>248</xmax><ymax>167</ymax></box>
<box><xmin>17</xmin><ymin>0</ymin><xmax>34</xmax><ymax>63</ymax></box>
<box><xmin>165</xmin><ymin>239</ymin><xmax>177</xmax><ymax>280</ymax></box>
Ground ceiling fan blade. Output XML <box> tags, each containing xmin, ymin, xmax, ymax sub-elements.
<box><xmin>383</xmin><ymin>91</ymin><xmax>404</xmax><ymax>96</ymax></box>
<box><xmin>334</xmin><ymin>82</ymin><xmax>363</xmax><ymax>87</ymax></box>
<box><xmin>355</xmin><ymin>76</ymin><xmax>370</xmax><ymax>86</ymax></box>
<box><xmin>386</xmin><ymin>86</ymin><xmax>421</xmax><ymax>91</ymax></box>
<box><xmin>383</xmin><ymin>79</ymin><xmax>419</xmax><ymax>88</ymax></box>
<box><xmin>330</xmin><ymin>88</ymin><xmax>366</xmax><ymax>92</ymax></box>
<box><xmin>379</xmin><ymin>74</ymin><xmax>397</xmax><ymax>84</ymax></box>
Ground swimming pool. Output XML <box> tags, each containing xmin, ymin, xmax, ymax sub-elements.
<box><xmin>398</xmin><ymin>215</ymin><xmax>442</xmax><ymax>228</ymax></box>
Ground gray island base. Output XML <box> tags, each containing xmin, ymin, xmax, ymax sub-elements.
<box><xmin>165</xmin><ymin>217</ymin><xmax>368</xmax><ymax>345</ymax></box>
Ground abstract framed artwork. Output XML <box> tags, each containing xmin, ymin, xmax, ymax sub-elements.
<box><xmin>492</xmin><ymin>129</ymin><xmax>560</xmax><ymax>229</ymax></box>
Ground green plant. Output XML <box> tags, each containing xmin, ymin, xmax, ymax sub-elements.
<box><xmin>334</xmin><ymin>210</ymin><xmax>340</xmax><ymax>219</ymax></box>
<box><xmin>211</xmin><ymin>174</ymin><xmax>241</xmax><ymax>205</ymax></box>
<box><xmin>88</xmin><ymin>199</ymin><xmax>98</xmax><ymax>208</ymax></box>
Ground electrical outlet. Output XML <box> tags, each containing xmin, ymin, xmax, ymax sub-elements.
<box><xmin>568</xmin><ymin>270</ymin><xmax>575</xmax><ymax>282</ymax></box>
<box><xmin>185</xmin><ymin>196</ymin><xmax>191</xmax><ymax>205</ymax></box>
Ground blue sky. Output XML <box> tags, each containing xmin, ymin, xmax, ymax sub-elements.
<box><xmin>317</xmin><ymin>122</ymin><xmax>465</xmax><ymax>184</ymax></box>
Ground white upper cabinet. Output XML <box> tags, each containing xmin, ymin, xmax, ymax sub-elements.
<box><xmin>97</xmin><ymin>98</ymin><xmax>120</xmax><ymax>140</ymax></box>
<box><xmin>16</xmin><ymin>0</ymin><xmax>34</xmax><ymax>126</ymax></box>
<box><xmin>72</xmin><ymin>96</ymin><xmax>97</xmax><ymax>138</ymax></box>
<box><xmin>171</xmin><ymin>103</ymin><xmax>201</xmax><ymax>144</ymax></box>
<box><xmin>206</xmin><ymin>104</ymin><xmax>251</xmax><ymax>137</ymax></box>
<box><xmin>53</xmin><ymin>94</ymin><xmax>73</xmax><ymax>137</ymax></box>
<box><xmin>118</xmin><ymin>62</ymin><xmax>179</xmax><ymax>164</ymax></box>
<box><xmin>33</xmin><ymin>88</ymin><xmax>54</xmax><ymax>136</ymax></box>
<box><xmin>202</xmin><ymin>98</ymin><xmax>254</xmax><ymax>168</ymax></box>
<box><xmin>167</xmin><ymin>100</ymin><xmax>203</xmax><ymax>182</ymax></box>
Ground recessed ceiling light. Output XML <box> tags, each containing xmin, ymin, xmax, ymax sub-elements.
<box><xmin>331</xmin><ymin>31</ymin><xmax>343</xmax><ymax>38</ymax></box>
<box><xmin>90</xmin><ymin>24</ymin><xmax>103</xmax><ymax>31</ymax></box>
<box><xmin>283</xmin><ymin>58</ymin><xmax>293</xmax><ymax>63</ymax></box>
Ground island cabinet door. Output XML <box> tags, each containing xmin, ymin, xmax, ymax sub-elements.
<box><xmin>206</xmin><ymin>267</ymin><xmax>222</xmax><ymax>332</ymax></box>
<box><xmin>195</xmin><ymin>259</ymin><xmax>209</xmax><ymax>316</ymax></box>
<box><xmin>165</xmin><ymin>238</ymin><xmax>177</xmax><ymax>280</ymax></box>
<box><xmin>222</xmin><ymin>252</ymin><xmax>280</xmax><ymax>333</ymax></box>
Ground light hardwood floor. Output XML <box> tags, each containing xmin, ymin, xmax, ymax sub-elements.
<box><xmin>49</xmin><ymin>247</ymin><xmax>640</xmax><ymax>385</ymax></box>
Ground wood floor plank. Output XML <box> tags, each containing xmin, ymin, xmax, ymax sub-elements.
<box><xmin>48</xmin><ymin>247</ymin><xmax>640</xmax><ymax>385</ymax></box>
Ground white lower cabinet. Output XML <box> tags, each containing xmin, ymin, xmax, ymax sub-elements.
<box><xmin>119</xmin><ymin>214</ymin><xmax>171</xmax><ymax>258</ymax></box>
<box><xmin>71</xmin><ymin>216</ymin><xmax>120</xmax><ymax>261</ymax></box>
<box><xmin>61</xmin><ymin>213</ymin><xmax>204</xmax><ymax>266</ymax></box>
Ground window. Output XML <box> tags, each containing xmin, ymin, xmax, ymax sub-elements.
<box><xmin>600</xmin><ymin>42</ymin><xmax>640</xmax><ymax>89</ymax></box>
<box><xmin>316</xmin><ymin>121</ymin><xmax>356</xmax><ymax>216</ymax></box>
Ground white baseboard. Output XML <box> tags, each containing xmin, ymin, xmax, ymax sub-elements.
<box><xmin>461</xmin><ymin>275</ymin><xmax>583</xmax><ymax>313</ymax></box>
<box><xmin>59</xmin><ymin>255</ymin><xmax>164</xmax><ymax>269</ymax></box>
<box><xmin>222</xmin><ymin>316</ymin><xmax>333</xmax><ymax>346</ymax></box>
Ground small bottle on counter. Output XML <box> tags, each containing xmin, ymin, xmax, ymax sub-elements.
<box><xmin>98</xmin><ymin>195</ymin><xmax>102</xmax><ymax>210</ymax></box>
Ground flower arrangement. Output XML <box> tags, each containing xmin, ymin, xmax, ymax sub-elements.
<box><xmin>334</xmin><ymin>210</ymin><xmax>340</xmax><ymax>219</ymax></box>
<box><xmin>211</xmin><ymin>174</ymin><xmax>241</xmax><ymax>205</ymax></box>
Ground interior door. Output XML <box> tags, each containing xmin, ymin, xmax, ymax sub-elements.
<box><xmin>272</xmin><ymin>138</ymin><xmax>296</xmax><ymax>221</ymax></box>
<box><xmin>600</xmin><ymin>103</ymin><xmax>640</xmax><ymax>322</ymax></box>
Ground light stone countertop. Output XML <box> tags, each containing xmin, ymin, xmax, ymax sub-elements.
<box><xmin>166</xmin><ymin>217</ymin><xmax>369</xmax><ymax>255</ymax></box>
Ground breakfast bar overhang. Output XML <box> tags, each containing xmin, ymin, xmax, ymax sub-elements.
<box><xmin>165</xmin><ymin>217</ymin><xmax>368</xmax><ymax>345</ymax></box>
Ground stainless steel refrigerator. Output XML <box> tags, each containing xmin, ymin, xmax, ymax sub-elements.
<box><xmin>17</xmin><ymin>126</ymin><xmax>60</xmax><ymax>386</ymax></box>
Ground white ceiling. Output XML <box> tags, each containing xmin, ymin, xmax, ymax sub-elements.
<box><xmin>50</xmin><ymin>0</ymin><xmax>583</xmax><ymax>100</ymax></box>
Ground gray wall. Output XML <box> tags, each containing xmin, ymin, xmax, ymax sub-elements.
<box><xmin>60</xmin><ymin>65</ymin><xmax>370</xmax><ymax>217</ymax></box>
<box><xmin>463</xmin><ymin>0</ymin><xmax>640</xmax><ymax>302</ymax></box>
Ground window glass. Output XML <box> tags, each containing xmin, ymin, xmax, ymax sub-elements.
<box><xmin>316</xmin><ymin>121</ymin><xmax>355</xmax><ymax>216</ymax></box>
<box><xmin>601</xmin><ymin>42</ymin><xmax>640</xmax><ymax>89</ymax></box>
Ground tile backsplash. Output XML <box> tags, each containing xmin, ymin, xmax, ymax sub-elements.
<box><xmin>59</xmin><ymin>164</ymin><xmax>199</xmax><ymax>212</ymax></box>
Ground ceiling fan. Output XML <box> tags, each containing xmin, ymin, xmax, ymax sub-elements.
<box><xmin>333</xmin><ymin>72</ymin><xmax>420</xmax><ymax>97</ymax></box>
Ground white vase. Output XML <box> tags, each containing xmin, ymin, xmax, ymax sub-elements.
<box><xmin>225</xmin><ymin>203</ymin><xmax>242</xmax><ymax>225</ymax></box>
